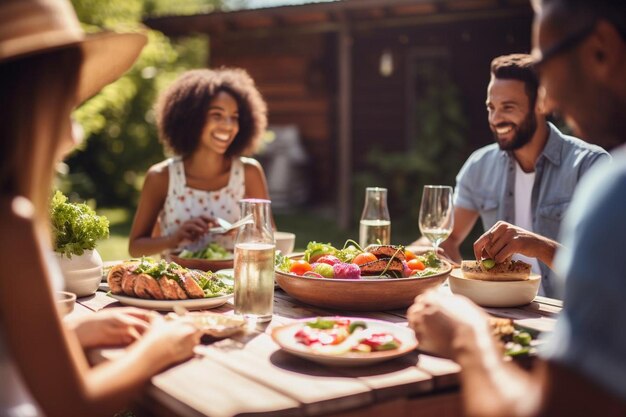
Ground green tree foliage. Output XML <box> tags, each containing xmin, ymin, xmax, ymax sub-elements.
<box><xmin>61</xmin><ymin>0</ymin><xmax>219</xmax><ymax>206</ymax></box>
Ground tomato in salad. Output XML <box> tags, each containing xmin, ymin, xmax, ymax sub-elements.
<box><xmin>352</xmin><ymin>252</ymin><xmax>377</xmax><ymax>266</ymax></box>
<box><xmin>289</xmin><ymin>260</ymin><xmax>313</xmax><ymax>275</ymax></box>
<box><xmin>295</xmin><ymin>325</ymin><xmax>349</xmax><ymax>346</ymax></box>
<box><xmin>360</xmin><ymin>333</ymin><xmax>401</xmax><ymax>351</ymax></box>
<box><xmin>404</xmin><ymin>249</ymin><xmax>417</xmax><ymax>261</ymax></box>
<box><xmin>407</xmin><ymin>259</ymin><xmax>426</xmax><ymax>271</ymax></box>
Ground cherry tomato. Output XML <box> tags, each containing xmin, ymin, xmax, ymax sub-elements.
<box><xmin>404</xmin><ymin>250</ymin><xmax>417</xmax><ymax>261</ymax></box>
<box><xmin>407</xmin><ymin>259</ymin><xmax>426</xmax><ymax>270</ymax></box>
<box><xmin>290</xmin><ymin>260</ymin><xmax>313</xmax><ymax>275</ymax></box>
<box><xmin>352</xmin><ymin>252</ymin><xmax>377</xmax><ymax>266</ymax></box>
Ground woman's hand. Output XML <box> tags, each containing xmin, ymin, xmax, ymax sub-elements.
<box><xmin>138</xmin><ymin>315</ymin><xmax>203</xmax><ymax>370</ymax></box>
<box><xmin>407</xmin><ymin>290</ymin><xmax>491</xmax><ymax>359</ymax></box>
<box><xmin>169</xmin><ymin>216</ymin><xmax>215</xmax><ymax>249</ymax></box>
<box><xmin>65</xmin><ymin>307</ymin><xmax>154</xmax><ymax>349</ymax></box>
<box><xmin>473</xmin><ymin>221</ymin><xmax>560</xmax><ymax>268</ymax></box>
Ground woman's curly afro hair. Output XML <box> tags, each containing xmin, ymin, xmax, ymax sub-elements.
<box><xmin>156</xmin><ymin>67</ymin><xmax>267</xmax><ymax>158</ymax></box>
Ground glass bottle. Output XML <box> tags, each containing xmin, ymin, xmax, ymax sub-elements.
<box><xmin>359</xmin><ymin>187</ymin><xmax>391</xmax><ymax>248</ymax></box>
<box><xmin>233</xmin><ymin>199</ymin><xmax>275</xmax><ymax>322</ymax></box>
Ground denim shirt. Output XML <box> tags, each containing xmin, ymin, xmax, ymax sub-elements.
<box><xmin>541</xmin><ymin>146</ymin><xmax>626</xmax><ymax>401</ymax></box>
<box><xmin>454</xmin><ymin>123</ymin><xmax>610</xmax><ymax>297</ymax></box>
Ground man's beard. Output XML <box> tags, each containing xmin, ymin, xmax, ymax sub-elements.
<box><xmin>492</xmin><ymin>111</ymin><xmax>537</xmax><ymax>151</ymax></box>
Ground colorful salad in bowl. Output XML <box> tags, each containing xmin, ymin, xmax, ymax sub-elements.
<box><xmin>276</xmin><ymin>240</ymin><xmax>443</xmax><ymax>279</ymax></box>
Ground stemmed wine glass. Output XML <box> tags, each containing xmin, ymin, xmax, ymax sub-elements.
<box><xmin>418</xmin><ymin>185</ymin><xmax>454</xmax><ymax>255</ymax></box>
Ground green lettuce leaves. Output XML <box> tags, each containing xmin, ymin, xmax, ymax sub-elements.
<box><xmin>50</xmin><ymin>191</ymin><xmax>109</xmax><ymax>258</ymax></box>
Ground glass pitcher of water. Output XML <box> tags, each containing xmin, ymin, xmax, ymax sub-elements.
<box><xmin>233</xmin><ymin>199</ymin><xmax>275</xmax><ymax>323</ymax></box>
<box><xmin>359</xmin><ymin>187</ymin><xmax>391</xmax><ymax>248</ymax></box>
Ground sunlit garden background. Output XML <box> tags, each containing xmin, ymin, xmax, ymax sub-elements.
<box><xmin>62</xmin><ymin>0</ymin><xmax>485</xmax><ymax>261</ymax></box>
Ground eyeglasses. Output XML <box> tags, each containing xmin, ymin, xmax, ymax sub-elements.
<box><xmin>532</xmin><ymin>24</ymin><xmax>596</xmax><ymax>70</ymax></box>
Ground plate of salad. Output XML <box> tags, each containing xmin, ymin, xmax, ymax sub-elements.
<box><xmin>274</xmin><ymin>241</ymin><xmax>451</xmax><ymax>311</ymax></box>
<box><xmin>271</xmin><ymin>317</ymin><xmax>417</xmax><ymax>366</ymax></box>
<box><xmin>169</xmin><ymin>242</ymin><xmax>234</xmax><ymax>272</ymax></box>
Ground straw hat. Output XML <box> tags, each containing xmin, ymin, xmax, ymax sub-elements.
<box><xmin>0</xmin><ymin>0</ymin><xmax>147</xmax><ymax>103</ymax></box>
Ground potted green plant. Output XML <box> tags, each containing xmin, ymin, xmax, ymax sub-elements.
<box><xmin>50</xmin><ymin>190</ymin><xmax>109</xmax><ymax>297</ymax></box>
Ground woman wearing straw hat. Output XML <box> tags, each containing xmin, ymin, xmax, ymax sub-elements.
<box><xmin>0</xmin><ymin>1</ymin><xmax>202</xmax><ymax>416</ymax></box>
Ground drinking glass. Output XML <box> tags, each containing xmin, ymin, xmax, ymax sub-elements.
<box><xmin>418</xmin><ymin>185</ymin><xmax>454</xmax><ymax>254</ymax></box>
<box><xmin>233</xmin><ymin>199</ymin><xmax>275</xmax><ymax>323</ymax></box>
<box><xmin>359</xmin><ymin>187</ymin><xmax>391</xmax><ymax>248</ymax></box>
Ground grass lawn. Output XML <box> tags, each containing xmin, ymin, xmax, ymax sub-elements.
<box><xmin>96</xmin><ymin>207</ymin><xmax>135</xmax><ymax>261</ymax></box>
<box><xmin>96</xmin><ymin>206</ymin><xmax>479</xmax><ymax>261</ymax></box>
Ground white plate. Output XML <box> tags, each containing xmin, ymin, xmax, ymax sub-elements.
<box><xmin>215</xmin><ymin>269</ymin><xmax>234</xmax><ymax>280</ymax></box>
<box><xmin>271</xmin><ymin>317</ymin><xmax>417</xmax><ymax>366</ymax></box>
<box><xmin>108</xmin><ymin>293</ymin><xmax>232</xmax><ymax>311</ymax></box>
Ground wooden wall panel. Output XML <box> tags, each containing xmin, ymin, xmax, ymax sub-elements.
<box><xmin>351</xmin><ymin>15</ymin><xmax>532</xmax><ymax>172</ymax></box>
<box><xmin>211</xmin><ymin>34</ymin><xmax>335</xmax><ymax>202</ymax></box>
<box><xmin>206</xmin><ymin>14</ymin><xmax>532</xmax><ymax>204</ymax></box>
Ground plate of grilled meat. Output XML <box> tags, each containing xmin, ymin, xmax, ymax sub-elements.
<box><xmin>106</xmin><ymin>258</ymin><xmax>233</xmax><ymax>311</ymax></box>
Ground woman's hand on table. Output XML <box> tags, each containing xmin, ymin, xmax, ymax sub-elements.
<box><xmin>65</xmin><ymin>307</ymin><xmax>154</xmax><ymax>349</ymax></box>
<box><xmin>68</xmin><ymin>308</ymin><xmax>202</xmax><ymax>369</ymax></box>
<box><xmin>473</xmin><ymin>221</ymin><xmax>560</xmax><ymax>268</ymax></box>
<box><xmin>407</xmin><ymin>290</ymin><xmax>492</xmax><ymax>360</ymax></box>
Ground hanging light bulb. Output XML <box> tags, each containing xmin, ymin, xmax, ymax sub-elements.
<box><xmin>379</xmin><ymin>49</ymin><xmax>394</xmax><ymax>77</ymax></box>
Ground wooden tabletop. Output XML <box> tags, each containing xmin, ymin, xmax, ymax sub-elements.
<box><xmin>72</xmin><ymin>283</ymin><xmax>560</xmax><ymax>417</ymax></box>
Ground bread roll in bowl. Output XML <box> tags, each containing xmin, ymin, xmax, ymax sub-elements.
<box><xmin>461</xmin><ymin>260</ymin><xmax>531</xmax><ymax>281</ymax></box>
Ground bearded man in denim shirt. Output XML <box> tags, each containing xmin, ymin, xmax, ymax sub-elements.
<box><xmin>409</xmin><ymin>0</ymin><xmax>626</xmax><ymax>413</ymax></box>
<box><xmin>420</xmin><ymin>53</ymin><xmax>609</xmax><ymax>297</ymax></box>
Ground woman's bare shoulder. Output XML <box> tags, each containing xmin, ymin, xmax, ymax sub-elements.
<box><xmin>240</xmin><ymin>157</ymin><xmax>269</xmax><ymax>198</ymax></box>
<box><xmin>146</xmin><ymin>159</ymin><xmax>171</xmax><ymax>178</ymax></box>
<box><xmin>143</xmin><ymin>160</ymin><xmax>171</xmax><ymax>190</ymax></box>
<box><xmin>240</xmin><ymin>156</ymin><xmax>263</xmax><ymax>172</ymax></box>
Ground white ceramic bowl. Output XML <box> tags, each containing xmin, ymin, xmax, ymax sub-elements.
<box><xmin>63</xmin><ymin>266</ymin><xmax>102</xmax><ymax>297</ymax></box>
<box><xmin>275</xmin><ymin>231</ymin><xmax>296</xmax><ymax>255</ymax></box>
<box><xmin>55</xmin><ymin>291</ymin><xmax>76</xmax><ymax>316</ymax></box>
<box><xmin>448</xmin><ymin>268</ymin><xmax>541</xmax><ymax>307</ymax></box>
<box><xmin>56</xmin><ymin>249</ymin><xmax>103</xmax><ymax>297</ymax></box>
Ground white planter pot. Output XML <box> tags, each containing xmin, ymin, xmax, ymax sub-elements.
<box><xmin>55</xmin><ymin>249</ymin><xmax>103</xmax><ymax>297</ymax></box>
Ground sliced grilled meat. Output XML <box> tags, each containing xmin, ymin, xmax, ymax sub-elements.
<box><xmin>158</xmin><ymin>276</ymin><xmax>188</xmax><ymax>300</ymax></box>
<box><xmin>179</xmin><ymin>271</ymin><xmax>205</xmax><ymax>299</ymax></box>
<box><xmin>107</xmin><ymin>263</ymin><xmax>129</xmax><ymax>295</ymax></box>
<box><xmin>360</xmin><ymin>258</ymin><xmax>404</xmax><ymax>276</ymax></box>
<box><xmin>364</xmin><ymin>245</ymin><xmax>405</xmax><ymax>261</ymax></box>
<box><xmin>121</xmin><ymin>269</ymin><xmax>139</xmax><ymax>296</ymax></box>
<box><xmin>134</xmin><ymin>273</ymin><xmax>165</xmax><ymax>300</ymax></box>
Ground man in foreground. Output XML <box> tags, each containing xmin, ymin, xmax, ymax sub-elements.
<box><xmin>408</xmin><ymin>0</ymin><xmax>626</xmax><ymax>414</ymax></box>
<box><xmin>413</xmin><ymin>53</ymin><xmax>608</xmax><ymax>297</ymax></box>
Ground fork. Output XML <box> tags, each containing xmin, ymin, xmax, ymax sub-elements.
<box><xmin>209</xmin><ymin>214</ymin><xmax>254</xmax><ymax>234</ymax></box>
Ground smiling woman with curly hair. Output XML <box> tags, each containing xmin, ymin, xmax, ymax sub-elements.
<box><xmin>129</xmin><ymin>67</ymin><xmax>271</xmax><ymax>256</ymax></box>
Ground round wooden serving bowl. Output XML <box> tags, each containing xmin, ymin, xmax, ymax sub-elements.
<box><xmin>275</xmin><ymin>259</ymin><xmax>452</xmax><ymax>311</ymax></box>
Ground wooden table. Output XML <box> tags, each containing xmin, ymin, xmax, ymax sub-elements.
<box><xmin>71</xmin><ymin>284</ymin><xmax>561</xmax><ymax>417</ymax></box>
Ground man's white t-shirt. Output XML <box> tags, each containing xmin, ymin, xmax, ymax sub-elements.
<box><xmin>514</xmin><ymin>163</ymin><xmax>542</xmax><ymax>275</ymax></box>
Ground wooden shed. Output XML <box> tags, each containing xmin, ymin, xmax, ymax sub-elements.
<box><xmin>145</xmin><ymin>0</ymin><xmax>533</xmax><ymax>228</ymax></box>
